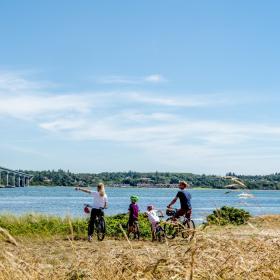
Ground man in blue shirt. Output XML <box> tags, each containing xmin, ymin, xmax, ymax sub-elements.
<box><xmin>167</xmin><ymin>181</ymin><xmax>192</xmax><ymax>220</ymax></box>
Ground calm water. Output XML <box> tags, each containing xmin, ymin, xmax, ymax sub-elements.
<box><xmin>0</xmin><ymin>187</ymin><xmax>280</xmax><ymax>223</ymax></box>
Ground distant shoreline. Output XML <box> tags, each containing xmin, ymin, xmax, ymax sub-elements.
<box><xmin>1</xmin><ymin>185</ymin><xmax>279</xmax><ymax>190</ymax></box>
<box><xmin>3</xmin><ymin>170</ymin><xmax>278</xmax><ymax>190</ymax></box>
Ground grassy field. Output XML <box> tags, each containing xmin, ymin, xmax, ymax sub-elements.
<box><xmin>0</xmin><ymin>213</ymin><xmax>152</xmax><ymax>238</ymax></box>
<box><xmin>0</xmin><ymin>214</ymin><xmax>280</xmax><ymax>279</ymax></box>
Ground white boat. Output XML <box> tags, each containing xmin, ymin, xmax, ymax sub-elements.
<box><xmin>238</xmin><ymin>192</ymin><xmax>254</xmax><ymax>199</ymax></box>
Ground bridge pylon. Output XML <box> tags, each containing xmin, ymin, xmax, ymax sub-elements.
<box><xmin>0</xmin><ymin>166</ymin><xmax>33</xmax><ymax>188</ymax></box>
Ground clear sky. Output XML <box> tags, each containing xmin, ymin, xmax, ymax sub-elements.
<box><xmin>0</xmin><ymin>1</ymin><xmax>280</xmax><ymax>174</ymax></box>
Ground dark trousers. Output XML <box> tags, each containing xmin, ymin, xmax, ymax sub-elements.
<box><xmin>88</xmin><ymin>208</ymin><xmax>104</xmax><ymax>236</ymax></box>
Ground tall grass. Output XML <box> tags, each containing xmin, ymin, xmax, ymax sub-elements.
<box><xmin>0</xmin><ymin>215</ymin><xmax>279</xmax><ymax>280</ymax></box>
<box><xmin>0</xmin><ymin>213</ymin><xmax>152</xmax><ymax>238</ymax></box>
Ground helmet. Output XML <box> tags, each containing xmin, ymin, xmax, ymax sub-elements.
<box><xmin>130</xmin><ymin>195</ymin><xmax>139</xmax><ymax>203</ymax></box>
<box><xmin>84</xmin><ymin>206</ymin><xmax>90</xmax><ymax>214</ymax></box>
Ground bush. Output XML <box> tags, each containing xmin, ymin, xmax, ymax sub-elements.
<box><xmin>206</xmin><ymin>206</ymin><xmax>251</xmax><ymax>226</ymax></box>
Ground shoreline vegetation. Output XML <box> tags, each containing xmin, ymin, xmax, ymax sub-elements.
<box><xmin>1</xmin><ymin>170</ymin><xmax>279</xmax><ymax>190</ymax></box>
<box><xmin>0</xmin><ymin>207</ymin><xmax>269</xmax><ymax>238</ymax></box>
<box><xmin>0</xmin><ymin>213</ymin><xmax>152</xmax><ymax>239</ymax></box>
<box><xmin>0</xmin><ymin>213</ymin><xmax>279</xmax><ymax>279</ymax></box>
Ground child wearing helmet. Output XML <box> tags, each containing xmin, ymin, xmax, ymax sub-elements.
<box><xmin>145</xmin><ymin>205</ymin><xmax>163</xmax><ymax>241</ymax></box>
<box><xmin>128</xmin><ymin>195</ymin><xmax>139</xmax><ymax>230</ymax></box>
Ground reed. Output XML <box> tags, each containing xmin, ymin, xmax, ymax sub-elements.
<box><xmin>0</xmin><ymin>215</ymin><xmax>279</xmax><ymax>280</ymax></box>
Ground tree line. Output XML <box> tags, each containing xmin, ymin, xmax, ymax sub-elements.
<box><xmin>18</xmin><ymin>169</ymin><xmax>280</xmax><ymax>190</ymax></box>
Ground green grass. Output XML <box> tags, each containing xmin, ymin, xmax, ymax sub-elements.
<box><xmin>0</xmin><ymin>213</ymin><xmax>152</xmax><ymax>238</ymax></box>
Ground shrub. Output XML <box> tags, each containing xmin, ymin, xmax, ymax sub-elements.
<box><xmin>206</xmin><ymin>206</ymin><xmax>251</xmax><ymax>226</ymax></box>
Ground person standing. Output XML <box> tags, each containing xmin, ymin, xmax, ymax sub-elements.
<box><xmin>76</xmin><ymin>183</ymin><xmax>108</xmax><ymax>241</ymax></box>
<box><xmin>128</xmin><ymin>195</ymin><xmax>139</xmax><ymax>229</ymax></box>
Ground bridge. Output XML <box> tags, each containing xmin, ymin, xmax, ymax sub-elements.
<box><xmin>0</xmin><ymin>166</ymin><xmax>33</xmax><ymax>188</ymax></box>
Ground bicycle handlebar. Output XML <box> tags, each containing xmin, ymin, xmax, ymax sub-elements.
<box><xmin>84</xmin><ymin>203</ymin><xmax>92</xmax><ymax>207</ymax></box>
<box><xmin>84</xmin><ymin>204</ymin><xmax>105</xmax><ymax>210</ymax></box>
<box><xmin>166</xmin><ymin>207</ymin><xmax>178</xmax><ymax>211</ymax></box>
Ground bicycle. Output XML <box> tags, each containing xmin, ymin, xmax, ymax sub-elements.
<box><xmin>163</xmin><ymin>208</ymin><xmax>195</xmax><ymax>241</ymax></box>
<box><xmin>84</xmin><ymin>204</ymin><xmax>106</xmax><ymax>241</ymax></box>
<box><xmin>154</xmin><ymin>214</ymin><xmax>166</xmax><ymax>242</ymax></box>
<box><xmin>127</xmin><ymin>220</ymin><xmax>140</xmax><ymax>240</ymax></box>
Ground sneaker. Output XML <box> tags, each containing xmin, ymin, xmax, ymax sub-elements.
<box><xmin>88</xmin><ymin>235</ymin><xmax>92</xmax><ymax>242</ymax></box>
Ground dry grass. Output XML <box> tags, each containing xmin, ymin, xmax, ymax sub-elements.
<box><xmin>0</xmin><ymin>215</ymin><xmax>280</xmax><ymax>280</ymax></box>
<box><xmin>0</xmin><ymin>226</ymin><xmax>18</xmax><ymax>246</ymax></box>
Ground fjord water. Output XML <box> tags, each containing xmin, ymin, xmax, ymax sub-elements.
<box><xmin>0</xmin><ymin>187</ymin><xmax>280</xmax><ymax>223</ymax></box>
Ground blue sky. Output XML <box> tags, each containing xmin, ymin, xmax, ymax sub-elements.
<box><xmin>0</xmin><ymin>1</ymin><xmax>280</xmax><ymax>174</ymax></box>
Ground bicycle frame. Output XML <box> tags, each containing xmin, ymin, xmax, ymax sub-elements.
<box><xmin>127</xmin><ymin>220</ymin><xmax>140</xmax><ymax>240</ymax></box>
<box><xmin>164</xmin><ymin>208</ymin><xmax>195</xmax><ymax>240</ymax></box>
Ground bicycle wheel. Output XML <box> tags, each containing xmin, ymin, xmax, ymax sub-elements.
<box><xmin>156</xmin><ymin>225</ymin><xmax>165</xmax><ymax>242</ymax></box>
<box><xmin>127</xmin><ymin>223</ymin><xmax>134</xmax><ymax>239</ymax></box>
<box><xmin>164</xmin><ymin>218</ymin><xmax>177</xmax><ymax>239</ymax></box>
<box><xmin>128</xmin><ymin>222</ymin><xmax>140</xmax><ymax>240</ymax></box>
<box><xmin>182</xmin><ymin>219</ymin><xmax>195</xmax><ymax>241</ymax></box>
<box><xmin>96</xmin><ymin>217</ymin><xmax>106</xmax><ymax>241</ymax></box>
<box><xmin>134</xmin><ymin>223</ymin><xmax>140</xmax><ymax>240</ymax></box>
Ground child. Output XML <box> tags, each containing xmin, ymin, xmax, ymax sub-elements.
<box><xmin>146</xmin><ymin>205</ymin><xmax>163</xmax><ymax>241</ymax></box>
<box><xmin>128</xmin><ymin>195</ymin><xmax>139</xmax><ymax>231</ymax></box>
<box><xmin>75</xmin><ymin>183</ymin><xmax>108</xmax><ymax>241</ymax></box>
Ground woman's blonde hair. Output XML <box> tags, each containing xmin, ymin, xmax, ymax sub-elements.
<box><xmin>97</xmin><ymin>183</ymin><xmax>105</xmax><ymax>197</ymax></box>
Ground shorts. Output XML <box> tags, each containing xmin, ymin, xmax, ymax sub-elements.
<box><xmin>175</xmin><ymin>208</ymin><xmax>192</xmax><ymax>220</ymax></box>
